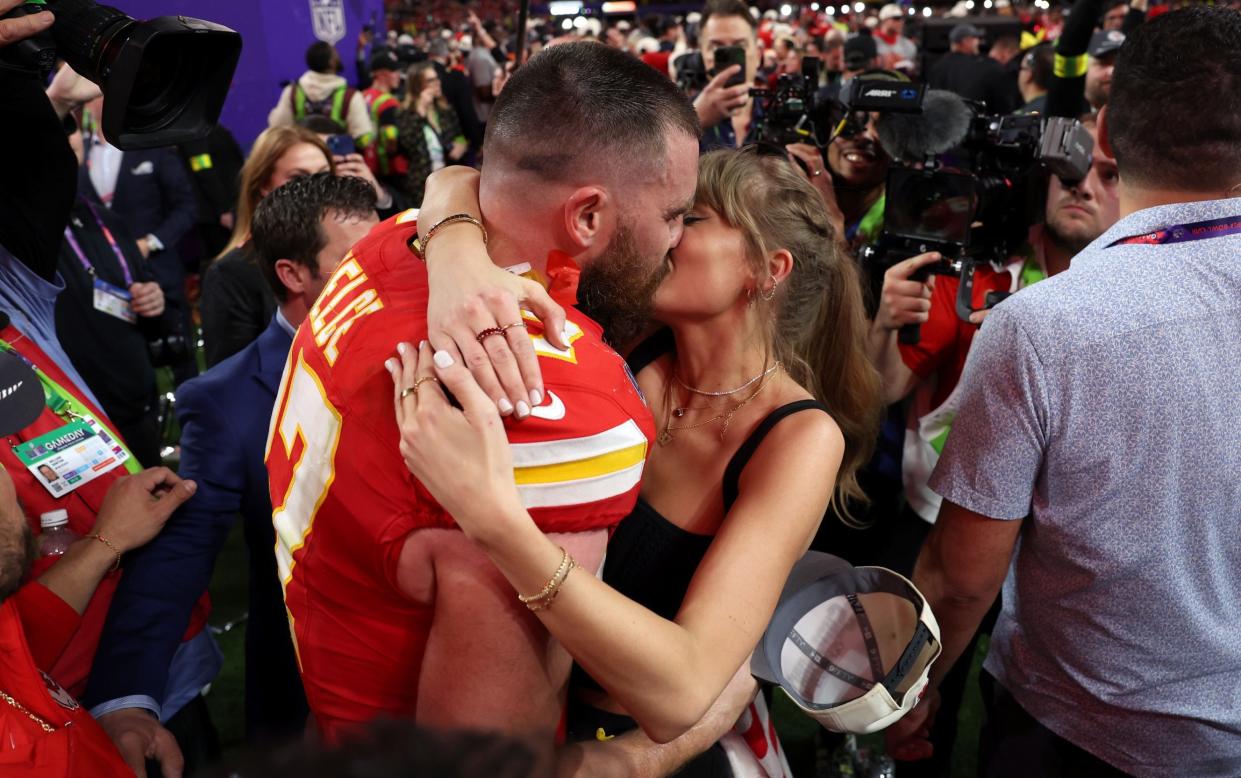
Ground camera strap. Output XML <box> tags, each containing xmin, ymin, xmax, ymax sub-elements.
<box><xmin>1108</xmin><ymin>214</ymin><xmax>1241</xmax><ymax>248</ymax></box>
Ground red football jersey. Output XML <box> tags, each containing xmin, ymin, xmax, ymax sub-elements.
<box><xmin>265</xmin><ymin>211</ymin><xmax>654</xmax><ymax>741</ymax></box>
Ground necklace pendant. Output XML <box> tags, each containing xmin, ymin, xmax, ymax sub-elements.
<box><xmin>657</xmin><ymin>429</ymin><xmax>673</xmax><ymax>446</ymax></box>
<box><xmin>672</xmin><ymin>407</ymin><xmax>686</xmax><ymax>418</ymax></box>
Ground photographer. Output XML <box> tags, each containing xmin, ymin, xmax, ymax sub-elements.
<box><xmin>886</xmin><ymin>8</ymin><xmax>1241</xmax><ymax>774</ymax></box>
<box><xmin>0</xmin><ymin>10</ymin><xmax>198</xmax><ymax>775</ymax></box>
<box><xmin>694</xmin><ymin>0</ymin><xmax>761</xmax><ymax>152</ymax></box>
<box><xmin>57</xmin><ymin>114</ymin><xmax>179</xmax><ymax>468</ymax></box>
<box><xmin>867</xmin><ymin>117</ymin><xmax>1120</xmax><ymax>775</ymax></box>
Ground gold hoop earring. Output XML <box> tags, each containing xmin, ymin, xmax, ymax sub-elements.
<box><xmin>760</xmin><ymin>282</ymin><xmax>778</xmax><ymax>302</ymax></box>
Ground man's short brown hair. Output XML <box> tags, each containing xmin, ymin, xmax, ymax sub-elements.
<box><xmin>1107</xmin><ymin>6</ymin><xmax>1241</xmax><ymax>191</ymax></box>
<box><xmin>483</xmin><ymin>41</ymin><xmax>700</xmax><ymax>183</ymax></box>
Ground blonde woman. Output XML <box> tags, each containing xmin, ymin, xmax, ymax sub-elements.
<box><xmin>200</xmin><ymin>126</ymin><xmax>333</xmax><ymax>365</ymax></box>
<box><xmin>390</xmin><ymin>148</ymin><xmax>881</xmax><ymax>772</ymax></box>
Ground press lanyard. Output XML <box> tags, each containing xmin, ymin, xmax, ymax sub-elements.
<box><xmin>1108</xmin><ymin>214</ymin><xmax>1241</xmax><ymax>247</ymax></box>
<box><xmin>0</xmin><ymin>336</ymin><xmax>134</xmax><ymax>458</ymax></box>
<box><xmin>63</xmin><ymin>198</ymin><xmax>134</xmax><ymax>286</ymax></box>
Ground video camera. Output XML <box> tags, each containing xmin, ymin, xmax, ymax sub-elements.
<box><xmin>750</xmin><ymin>56</ymin><xmax>822</xmax><ymax>147</ymax></box>
<box><xmin>1</xmin><ymin>0</ymin><xmax>241</xmax><ymax>150</ymax></box>
<box><xmin>848</xmin><ymin>79</ymin><xmax>1093</xmax><ymax>341</ymax></box>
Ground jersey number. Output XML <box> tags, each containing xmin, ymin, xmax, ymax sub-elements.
<box><xmin>269</xmin><ymin>353</ymin><xmax>342</xmax><ymax>589</ymax></box>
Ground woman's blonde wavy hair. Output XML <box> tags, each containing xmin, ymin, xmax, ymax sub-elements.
<box><xmin>694</xmin><ymin>148</ymin><xmax>882</xmax><ymax>522</ymax></box>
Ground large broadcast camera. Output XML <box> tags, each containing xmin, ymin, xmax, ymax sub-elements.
<box><xmin>848</xmin><ymin>79</ymin><xmax>1093</xmax><ymax>341</ymax></box>
<box><xmin>750</xmin><ymin>55</ymin><xmax>822</xmax><ymax>146</ymax></box>
<box><xmin>1</xmin><ymin>0</ymin><xmax>241</xmax><ymax>150</ymax></box>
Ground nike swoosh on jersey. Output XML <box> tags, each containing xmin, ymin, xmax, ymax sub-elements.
<box><xmin>528</xmin><ymin>390</ymin><xmax>566</xmax><ymax>421</ymax></box>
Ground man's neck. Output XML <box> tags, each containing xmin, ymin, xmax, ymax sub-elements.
<box><xmin>836</xmin><ymin>183</ymin><xmax>884</xmax><ymax>226</ymax></box>
<box><xmin>281</xmin><ymin>299</ymin><xmax>309</xmax><ymax>329</ymax></box>
<box><xmin>1036</xmin><ymin>229</ymin><xmax>1076</xmax><ymax>277</ymax></box>
<box><xmin>1118</xmin><ymin>184</ymin><xmax>1231</xmax><ymax>219</ymax></box>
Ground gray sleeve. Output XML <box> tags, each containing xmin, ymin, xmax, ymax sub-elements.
<box><xmin>928</xmin><ymin>308</ymin><xmax>1050</xmax><ymax>520</ymax></box>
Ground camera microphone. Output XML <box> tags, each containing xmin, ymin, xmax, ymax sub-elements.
<box><xmin>874</xmin><ymin>90</ymin><xmax>973</xmax><ymax>161</ymax></box>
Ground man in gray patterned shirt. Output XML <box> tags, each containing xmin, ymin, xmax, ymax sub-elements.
<box><xmin>886</xmin><ymin>7</ymin><xmax>1241</xmax><ymax>777</ymax></box>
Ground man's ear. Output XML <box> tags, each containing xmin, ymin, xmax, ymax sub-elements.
<box><xmin>562</xmin><ymin>186</ymin><xmax>612</xmax><ymax>253</ymax></box>
<box><xmin>274</xmin><ymin>258</ymin><xmax>307</xmax><ymax>298</ymax></box>
<box><xmin>1096</xmin><ymin>105</ymin><xmax>1115</xmax><ymax>161</ymax></box>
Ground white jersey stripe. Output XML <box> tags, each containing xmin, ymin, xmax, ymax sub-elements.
<box><xmin>508</xmin><ymin>419</ymin><xmax>647</xmax><ymax>468</ymax></box>
<box><xmin>516</xmin><ymin>460</ymin><xmax>644</xmax><ymax>509</ymax></box>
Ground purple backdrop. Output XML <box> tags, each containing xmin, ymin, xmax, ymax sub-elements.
<box><xmin>113</xmin><ymin>0</ymin><xmax>387</xmax><ymax>150</ymax></box>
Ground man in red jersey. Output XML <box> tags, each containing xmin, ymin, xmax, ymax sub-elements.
<box><xmin>267</xmin><ymin>41</ymin><xmax>700</xmax><ymax>744</ymax></box>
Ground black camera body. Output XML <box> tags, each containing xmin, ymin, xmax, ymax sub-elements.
<box><xmin>1</xmin><ymin>0</ymin><xmax>241</xmax><ymax>150</ymax></box>
<box><xmin>750</xmin><ymin>56</ymin><xmax>821</xmax><ymax>147</ymax></box>
<box><xmin>853</xmin><ymin>83</ymin><xmax>1094</xmax><ymax>339</ymax></box>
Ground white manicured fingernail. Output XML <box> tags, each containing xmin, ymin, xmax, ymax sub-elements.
<box><xmin>515</xmin><ymin>400</ymin><xmax>530</xmax><ymax>418</ymax></box>
<box><xmin>384</xmin><ymin>359</ymin><xmax>397</xmax><ymax>373</ymax></box>
<box><xmin>433</xmin><ymin>350</ymin><xmax>454</xmax><ymax>369</ymax></box>
<box><xmin>397</xmin><ymin>342</ymin><xmax>409</xmax><ymax>355</ymax></box>
<box><xmin>498</xmin><ymin>398</ymin><xmax>514</xmax><ymax>415</ymax></box>
<box><xmin>418</xmin><ymin>340</ymin><xmax>427</xmax><ymax>349</ymax></box>
<box><xmin>530</xmin><ymin>389</ymin><xmax>542</xmax><ymax>406</ymax></box>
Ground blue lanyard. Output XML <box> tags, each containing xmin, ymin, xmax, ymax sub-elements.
<box><xmin>1108</xmin><ymin>214</ymin><xmax>1241</xmax><ymax>248</ymax></box>
<box><xmin>63</xmin><ymin>198</ymin><xmax>134</xmax><ymax>286</ymax></box>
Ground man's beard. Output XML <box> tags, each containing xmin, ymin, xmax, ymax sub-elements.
<box><xmin>1045</xmin><ymin>207</ymin><xmax>1097</xmax><ymax>256</ymax></box>
<box><xmin>576</xmin><ymin>222</ymin><xmax>667</xmax><ymax>349</ymax></box>
<box><xmin>0</xmin><ymin>517</ymin><xmax>36</xmax><ymax>604</ymax></box>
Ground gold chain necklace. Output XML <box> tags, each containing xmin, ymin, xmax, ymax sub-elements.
<box><xmin>658</xmin><ymin>367</ymin><xmax>780</xmax><ymax>446</ymax></box>
<box><xmin>0</xmin><ymin>689</ymin><xmax>56</xmax><ymax>733</ymax></box>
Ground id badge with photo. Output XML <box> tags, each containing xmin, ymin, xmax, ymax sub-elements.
<box><xmin>93</xmin><ymin>278</ymin><xmax>136</xmax><ymax>323</ymax></box>
<box><xmin>13</xmin><ymin>418</ymin><xmax>130</xmax><ymax>497</ymax></box>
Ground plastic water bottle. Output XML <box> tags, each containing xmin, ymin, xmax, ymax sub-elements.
<box><xmin>37</xmin><ymin>510</ymin><xmax>79</xmax><ymax>558</ymax></box>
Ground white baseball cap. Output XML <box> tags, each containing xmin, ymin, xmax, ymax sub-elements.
<box><xmin>751</xmin><ymin>552</ymin><xmax>941</xmax><ymax>734</ymax></box>
<box><xmin>879</xmin><ymin>3</ymin><xmax>905</xmax><ymax>20</ymax></box>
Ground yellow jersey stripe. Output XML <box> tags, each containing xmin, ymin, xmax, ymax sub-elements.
<box><xmin>517</xmin><ymin>460</ymin><xmax>644</xmax><ymax>509</ymax></box>
<box><xmin>514</xmin><ymin>441</ymin><xmax>646</xmax><ymax>485</ymax></box>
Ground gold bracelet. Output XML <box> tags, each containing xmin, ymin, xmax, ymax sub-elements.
<box><xmin>518</xmin><ymin>547</ymin><xmax>570</xmax><ymax>604</ymax></box>
<box><xmin>413</xmin><ymin>213</ymin><xmax>488</xmax><ymax>261</ymax></box>
<box><xmin>526</xmin><ymin>558</ymin><xmax>576</xmax><ymax>612</ymax></box>
<box><xmin>86</xmin><ymin>533</ymin><xmax>121</xmax><ymax>572</ymax></box>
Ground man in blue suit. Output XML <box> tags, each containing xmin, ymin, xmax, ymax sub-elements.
<box><xmin>79</xmin><ymin>99</ymin><xmax>198</xmax><ymax>381</ymax></box>
<box><xmin>85</xmin><ymin>174</ymin><xmax>380</xmax><ymax>775</ymax></box>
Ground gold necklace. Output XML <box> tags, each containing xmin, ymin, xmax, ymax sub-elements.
<box><xmin>674</xmin><ymin>361</ymin><xmax>782</xmax><ymax>398</ymax></box>
<box><xmin>658</xmin><ymin>368</ymin><xmax>779</xmax><ymax>446</ymax></box>
<box><xmin>0</xmin><ymin>689</ymin><xmax>56</xmax><ymax>733</ymax></box>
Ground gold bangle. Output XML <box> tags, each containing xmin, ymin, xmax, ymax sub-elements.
<box><xmin>518</xmin><ymin>547</ymin><xmax>578</xmax><ymax>611</ymax></box>
<box><xmin>518</xmin><ymin>547</ymin><xmax>570</xmax><ymax>604</ymax></box>
<box><xmin>526</xmin><ymin>558</ymin><xmax>577</xmax><ymax>612</ymax></box>
<box><xmin>86</xmin><ymin>533</ymin><xmax>121</xmax><ymax>572</ymax></box>
<box><xmin>413</xmin><ymin>213</ymin><xmax>488</xmax><ymax>261</ymax></box>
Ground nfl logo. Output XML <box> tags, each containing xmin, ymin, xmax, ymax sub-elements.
<box><xmin>309</xmin><ymin>0</ymin><xmax>346</xmax><ymax>45</ymax></box>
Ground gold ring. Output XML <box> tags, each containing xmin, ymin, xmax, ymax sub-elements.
<box><xmin>400</xmin><ymin>377</ymin><xmax>440</xmax><ymax>400</ymax></box>
<box><xmin>500</xmin><ymin>322</ymin><xmax>527</xmax><ymax>332</ymax></box>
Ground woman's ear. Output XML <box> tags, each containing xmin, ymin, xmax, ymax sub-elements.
<box><xmin>768</xmin><ymin>248</ymin><xmax>795</xmax><ymax>287</ymax></box>
<box><xmin>562</xmin><ymin>186</ymin><xmax>611</xmax><ymax>253</ymax></box>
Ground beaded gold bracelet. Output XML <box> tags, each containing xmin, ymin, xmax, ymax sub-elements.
<box><xmin>412</xmin><ymin>213</ymin><xmax>488</xmax><ymax>261</ymax></box>
<box><xmin>518</xmin><ymin>547</ymin><xmax>577</xmax><ymax>611</ymax></box>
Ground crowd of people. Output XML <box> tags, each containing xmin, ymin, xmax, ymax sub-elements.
<box><xmin>0</xmin><ymin>0</ymin><xmax>1239</xmax><ymax>776</ymax></box>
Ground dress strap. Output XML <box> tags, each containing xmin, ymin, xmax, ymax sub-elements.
<box><xmin>722</xmin><ymin>400</ymin><xmax>829</xmax><ymax>512</ymax></box>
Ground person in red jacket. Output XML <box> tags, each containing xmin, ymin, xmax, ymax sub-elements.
<box><xmin>0</xmin><ymin>457</ymin><xmax>195</xmax><ymax>777</ymax></box>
